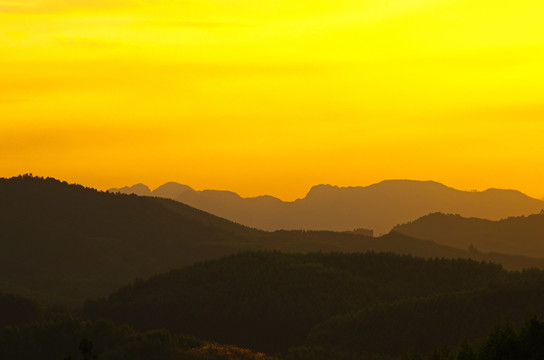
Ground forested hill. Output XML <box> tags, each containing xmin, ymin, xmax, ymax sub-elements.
<box><xmin>83</xmin><ymin>251</ymin><xmax>534</xmax><ymax>356</ymax></box>
<box><xmin>5</xmin><ymin>252</ymin><xmax>544</xmax><ymax>360</ymax></box>
<box><xmin>0</xmin><ymin>292</ymin><xmax>42</xmax><ymax>329</ymax></box>
<box><xmin>393</xmin><ymin>212</ymin><xmax>544</xmax><ymax>257</ymax></box>
<box><xmin>0</xmin><ymin>175</ymin><xmax>268</xmax><ymax>303</ymax></box>
<box><xmin>3</xmin><ymin>175</ymin><xmax>544</xmax><ymax>305</ymax></box>
<box><xmin>303</xmin><ymin>273</ymin><xmax>544</xmax><ymax>359</ymax></box>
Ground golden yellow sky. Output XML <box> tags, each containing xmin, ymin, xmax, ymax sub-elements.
<box><xmin>1</xmin><ymin>0</ymin><xmax>544</xmax><ymax>200</ymax></box>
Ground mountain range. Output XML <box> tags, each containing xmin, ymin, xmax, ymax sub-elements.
<box><xmin>3</xmin><ymin>175</ymin><xmax>544</xmax><ymax>305</ymax></box>
<box><xmin>5</xmin><ymin>175</ymin><xmax>544</xmax><ymax>359</ymax></box>
<box><xmin>110</xmin><ymin>180</ymin><xmax>544</xmax><ymax>234</ymax></box>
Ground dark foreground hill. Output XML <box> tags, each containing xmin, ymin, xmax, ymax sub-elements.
<box><xmin>394</xmin><ymin>212</ymin><xmax>544</xmax><ymax>257</ymax></box>
<box><xmin>0</xmin><ymin>316</ymin><xmax>278</xmax><ymax>360</ymax></box>
<box><xmin>0</xmin><ymin>292</ymin><xmax>42</xmax><ymax>329</ymax></box>
<box><xmin>303</xmin><ymin>272</ymin><xmax>544</xmax><ymax>359</ymax></box>
<box><xmin>2</xmin><ymin>175</ymin><xmax>544</xmax><ymax>305</ymax></box>
<box><xmin>83</xmin><ymin>251</ymin><xmax>544</xmax><ymax>358</ymax></box>
<box><xmin>3</xmin><ymin>252</ymin><xmax>544</xmax><ymax>360</ymax></box>
<box><xmin>0</xmin><ymin>289</ymin><xmax>276</xmax><ymax>360</ymax></box>
<box><xmin>300</xmin><ymin>314</ymin><xmax>544</xmax><ymax>360</ymax></box>
<box><xmin>110</xmin><ymin>180</ymin><xmax>544</xmax><ymax>234</ymax></box>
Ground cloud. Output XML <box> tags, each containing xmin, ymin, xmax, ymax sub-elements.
<box><xmin>141</xmin><ymin>20</ymin><xmax>249</xmax><ymax>29</ymax></box>
<box><xmin>0</xmin><ymin>0</ymin><xmax>138</xmax><ymax>14</ymax></box>
<box><xmin>0</xmin><ymin>1</ymin><xmax>36</xmax><ymax>13</ymax></box>
<box><xmin>55</xmin><ymin>36</ymin><xmax>121</xmax><ymax>49</ymax></box>
<box><xmin>0</xmin><ymin>98</ymin><xmax>23</xmax><ymax>104</ymax></box>
<box><xmin>0</xmin><ymin>124</ymin><xmax>165</xmax><ymax>158</ymax></box>
<box><xmin>479</xmin><ymin>104</ymin><xmax>544</xmax><ymax>122</ymax></box>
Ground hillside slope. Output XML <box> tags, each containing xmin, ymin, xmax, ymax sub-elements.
<box><xmin>304</xmin><ymin>273</ymin><xmax>544</xmax><ymax>359</ymax></box>
<box><xmin>83</xmin><ymin>251</ymin><xmax>508</xmax><ymax>354</ymax></box>
<box><xmin>393</xmin><ymin>212</ymin><xmax>544</xmax><ymax>257</ymax></box>
<box><xmin>0</xmin><ymin>175</ymin><xmax>265</xmax><ymax>303</ymax></box>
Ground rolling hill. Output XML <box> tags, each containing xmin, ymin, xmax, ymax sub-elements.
<box><xmin>83</xmin><ymin>251</ymin><xmax>544</xmax><ymax>359</ymax></box>
<box><xmin>393</xmin><ymin>212</ymin><xmax>544</xmax><ymax>257</ymax></box>
<box><xmin>83</xmin><ymin>251</ymin><xmax>510</xmax><ymax>354</ymax></box>
<box><xmin>0</xmin><ymin>175</ymin><xmax>263</xmax><ymax>303</ymax></box>
<box><xmin>110</xmin><ymin>180</ymin><xmax>544</xmax><ymax>234</ymax></box>
<box><xmin>303</xmin><ymin>273</ymin><xmax>544</xmax><ymax>359</ymax></box>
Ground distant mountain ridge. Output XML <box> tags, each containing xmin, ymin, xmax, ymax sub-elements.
<box><xmin>109</xmin><ymin>180</ymin><xmax>544</xmax><ymax>234</ymax></box>
<box><xmin>109</xmin><ymin>183</ymin><xmax>152</xmax><ymax>196</ymax></box>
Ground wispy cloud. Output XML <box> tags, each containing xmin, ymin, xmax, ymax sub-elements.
<box><xmin>0</xmin><ymin>0</ymin><xmax>138</xmax><ymax>14</ymax></box>
<box><xmin>141</xmin><ymin>20</ymin><xmax>249</xmax><ymax>29</ymax></box>
<box><xmin>55</xmin><ymin>36</ymin><xmax>121</xmax><ymax>49</ymax></box>
<box><xmin>0</xmin><ymin>124</ymin><xmax>165</xmax><ymax>157</ymax></box>
<box><xmin>0</xmin><ymin>98</ymin><xmax>22</xmax><ymax>104</ymax></box>
<box><xmin>478</xmin><ymin>104</ymin><xmax>544</xmax><ymax>122</ymax></box>
<box><xmin>0</xmin><ymin>0</ymin><xmax>36</xmax><ymax>13</ymax></box>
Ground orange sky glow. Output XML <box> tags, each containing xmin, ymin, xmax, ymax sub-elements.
<box><xmin>1</xmin><ymin>0</ymin><xmax>544</xmax><ymax>200</ymax></box>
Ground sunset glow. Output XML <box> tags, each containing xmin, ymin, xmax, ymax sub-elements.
<box><xmin>2</xmin><ymin>0</ymin><xmax>544</xmax><ymax>199</ymax></box>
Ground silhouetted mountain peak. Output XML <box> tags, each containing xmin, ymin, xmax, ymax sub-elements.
<box><xmin>109</xmin><ymin>183</ymin><xmax>151</xmax><ymax>196</ymax></box>
<box><xmin>375</xmin><ymin>179</ymin><xmax>447</xmax><ymax>187</ymax></box>
<box><xmin>481</xmin><ymin>187</ymin><xmax>530</xmax><ymax>198</ymax></box>
<box><xmin>304</xmin><ymin>180</ymin><xmax>452</xmax><ymax>199</ymax></box>
<box><xmin>249</xmin><ymin>195</ymin><xmax>283</xmax><ymax>203</ymax></box>
<box><xmin>368</xmin><ymin>179</ymin><xmax>454</xmax><ymax>192</ymax></box>
<box><xmin>305</xmin><ymin>184</ymin><xmax>340</xmax><ymax>197</ymax></box>
<box><xmin>200</xmin><ymin>190</ymin><xmax>242</xmax><ymax>200</ymax></box>
<box><xmin>152</xmin><ymin>182</ymin><xmax>193</xmax><ymax>199</ymax></box>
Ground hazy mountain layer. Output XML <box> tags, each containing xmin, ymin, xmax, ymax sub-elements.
<box><xmin>110</xmin><ymin>180</ymin><xmax>544</xmax><ymax>234</ymax></box>
<box><xmin>393</xmin><ymin>212</ymin><xmax>544</xmax><ymax>257</ymax></box>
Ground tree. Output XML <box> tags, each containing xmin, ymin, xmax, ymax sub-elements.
<box><xmin>79</xmin><ymin>338</ymin><xmax>97</xmax><ymax>360</ymax></box>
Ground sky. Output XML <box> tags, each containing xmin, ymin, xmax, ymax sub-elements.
<box><xmin>1</xmin><ymin>0</ymin><xmax>544</xmax><ymax>200</ymax></box>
